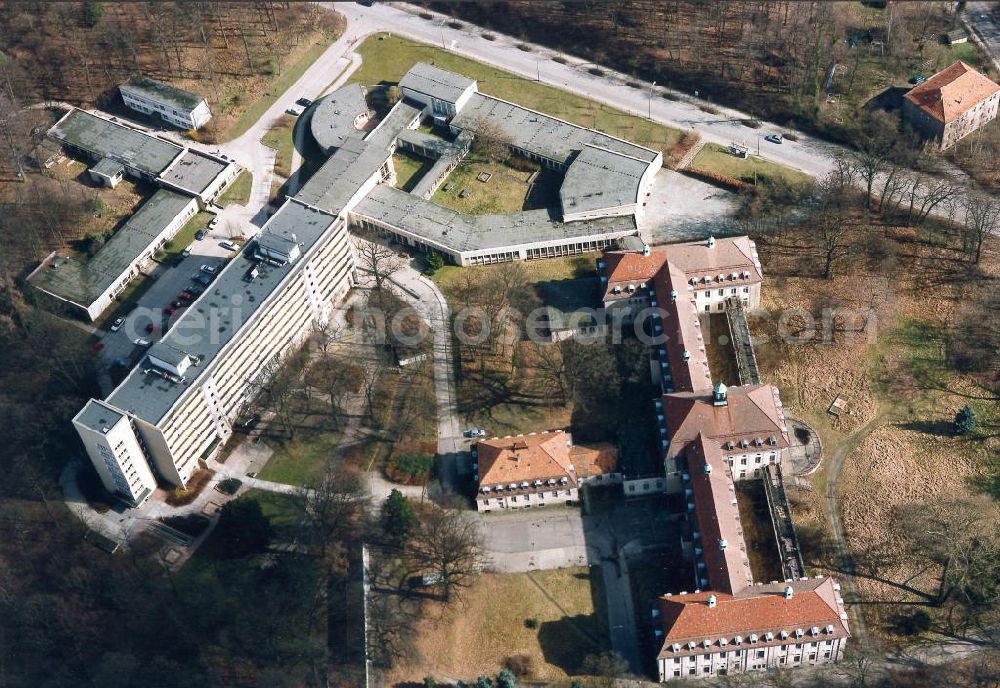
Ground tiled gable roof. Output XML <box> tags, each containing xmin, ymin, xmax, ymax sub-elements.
<box><xmin>904</xmin><ymin>61</ymin><xmax>1000</xmax><ymax>123</ymax></box>
<box><xmin>656</xmin><ymin>578</ymin><xmax>850</xmax><ymax>658</ymax></box>
<box><xmin>476</xmin><ymin>431</ymin><xmax>616</xmax><ymax>489</ymax></box>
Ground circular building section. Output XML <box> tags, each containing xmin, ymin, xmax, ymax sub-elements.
<box><xmin>309</xmin><ymin>82</ymin><xmax>372</xmax><ymax>155</ymax></box>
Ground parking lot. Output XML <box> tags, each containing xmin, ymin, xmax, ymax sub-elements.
<box><xmin>95</xmin><ymin>221</ymin><xmax>242</xmax><ymax>384</ymax></box>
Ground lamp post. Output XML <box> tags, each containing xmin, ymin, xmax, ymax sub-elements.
<box><xmin>536</xmin><ymin>58</ymin><xmax>540</xmax><ymax>82</ymax></box>
<box><xmin>648</xmin><ymin>80</ymin><xmax>657</xmax><ymax>119</ymax></box>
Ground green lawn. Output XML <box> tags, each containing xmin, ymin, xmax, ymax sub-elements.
<box><xmin>155</xmin><ymin>211</ymin><xmax>213</xmax><ymax>262</ymax></box>
<box><xmin>261</xmin><ymin>114</ymin><xmax>296</xmax><ymax>178</ymax></box>
<box><xmin>350</xmin><ymin>35</ymin><xmax>682</xmax><ymax>153</ymax></box>
<box><xmin>691</xmin><ymin>143</ymin><xmax>812</xmax><ymax>188</ymax></box>
<box><xmin>431</xmin><ymin>251</ymin><xmax>599</xmax><ymax>289</ymax></box>
<box><xmin>258</xmin><ymin>430</ymin><xmax>343</xmax><ymax>485</ymax></box>
<box><xmin>224</xmin><ymin>34</ymin><xmax>341</xmax><ymax>142</ymax></box>
<box><xmin>216</xmin><ymin>170</ymin><xmax>253</xmax><ymax>207</ymax></box>
<box><xmin>392</xmin><ymin>151</ymin><xmax>435</xmax><ymax>192</ymax></box>
<box><xmin>431</xmin><ymin>155</ymin><xmax>537</xmax><ymax>215</ymax></box>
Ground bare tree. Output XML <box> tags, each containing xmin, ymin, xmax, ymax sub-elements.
<box><xmin>353</xmin><ymin>233</ymin><xmax>402</xmax><ymax>298</ymax></box>
<box><xmin>962</xmin><ymin>196</ymin><xmax>1000</xmax><ymax>264</ymax></box>
<box><xmin>470</xmin><ymin>115</ymin><xmax>513</xmax><ymax>162</ymax></box>
<box><xmin>405</xmin><ymin>508</ymin><xmax>484</xmax><ymax>602</ymax></box>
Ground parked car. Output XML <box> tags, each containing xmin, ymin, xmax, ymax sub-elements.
<box><xmin>208</xmin><ymin>217</ymin><xmax>220</xmax><ymax>230</ymax></box>
<box><xmin>195</xmin><ymin>274</ymin><xmax>212</xmax><ymax>286</ymax></box>
<box><xmin>181</xmin><ymin>247</ymin><xmax>192</xmax><ymax>257</ymax></box>
<box><xmin>188</xmin><ymin>285</ymin><xmax>204</xmax><ymax>295</ymax></box>
<box><xmin>285</xmin><ymin>106</ymin><xmax>303</xmax><ymax>117</ymax></box>
<box><xmin>200</xmin><ymin>264</ymin><xmax>217</xmax><ymax>275</ymax></box>
<box><xmin>134</xmin><ymin>338</ymin><xmax>151</xmax><ymax>347</ymax></box>
<box><xmin>220</xmin><ymin>240</ymin><xmax>238</xmax><ymax>251</ymax></box>
<box><xmin>110</xmin><ymin>317</ymin><xmax>125</xmax><ymax>332</ymax></box>
<box><xmin>145</xmin><ymin>323</ymin><xmax>157</xmax><ymax>334</ymax></box>
<box><xmin>764</xmin><ymin>133</ymin><xmax>783</xmax><ymax>144</ymax></box>
<box><xmin>164</xmin><ymin>306</ymin><xmax>174</xmax><ymax>316</ymax></box>
<box><xmin>178</xmin><ymin>290</ymin><xmax>194</xmax><ymax>301</ymax></box>
<box><xmin>170</xmin><ymin>299</ymin><xmax>184</xmax><ymax>309</ymax></box>
<box><xmin>463</xmin><ymin>428</ymin><xmax>487</xmax><ymax>438</ymax></box>
<box><xmin>195</xmin><ymin>229</ymin><xmax>207</xmax><ymax>240</ymax></box>
<box><xmin>295</xmin><ymin>97</ymin><xmax>313</xmax><ymax>108</ymax></box>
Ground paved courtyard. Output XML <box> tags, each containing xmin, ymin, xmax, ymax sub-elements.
<box><xmin>639</xmin><ymin>169</ymin><xmax>739</xmax><ymax>246</ymax></box>
<box><xmin>478</xmin><ymin>494</ymin><xmax>686</xmax><ymax>675</ymax></box>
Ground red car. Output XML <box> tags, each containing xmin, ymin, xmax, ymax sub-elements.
<box><xmin>145</xmin><ymin>323</ymin><xmax>157</xmax><ymax>334</ymax></box>
<box><xmin>92</xmin><ymin>341</ymin><xmax>105</xmax><ymax>352</ymax></box>
<box><xmin>178</xmin><ymin>290</ymin><xmax>193</xmax><ymax>301</ymax></box>
<box><xmin>164</xmin><ymin>307</ymin><xmax>174</xmax><ymax>316</ymax></box>
<box><xmin>170</xmin><ymin>299</ymin><xmax>184</xmax><ymax>309</ymax></box>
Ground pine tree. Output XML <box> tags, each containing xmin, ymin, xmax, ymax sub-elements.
<box><xmin>954</xmin><ymin>404</ymin><xmax>977</xmax><ymax>436</ymax></box>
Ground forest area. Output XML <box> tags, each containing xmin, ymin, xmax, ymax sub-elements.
<box><xmin>426</xmin><ymin>1</ymin><xmax>977</xmax><ymax>143</ymax></box>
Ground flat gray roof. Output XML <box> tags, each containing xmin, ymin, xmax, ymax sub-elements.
<box><xmin>398</xmin><ymin>62</ymin><xmax>476</xmax><ymax>104</ymax></box>
<box><xmin>92</xmin><ymin>157</ymin><xmax>125</xmax><ymax>177</ymax></box>
<box><xmin>159</xmin><ymin>149</ymin><xmax>228</xmax><ymax>196</ymax></box>
<box><xmin>75</xmin><ymin>399</ymin><xmax>125</xmax><ymax>433</ymax></box>
<box><xmin>296</xmin><ymin>99</ymin><xmax>422</xmax><ymax>215</ymax></box>
<box><xmin>29</xmin><ymin>189</ymin><xmax>195</xmax><ymax>306</ymax></box>
<box><xmin>122</xmin><ymin>77</ymin><xmax>204</xmax><ymax>112</ymax></box>
<box><xmin>560</xmin><ymin>144</ymin><xmax>651</xmax><ymax>215</ymax></box>
<box><xmin>353</xmin><ymin>184</ymin><xmax>637</xmax><ymax>254</ymax></box>
<box><xmin>453</xmin><ymin>93</ymin><xmax>659</xmax><ymax>166</ymax></box>
<box><xmin>106</xmin><ymin>199</ymin><xmax>339</xmax><ymax>425</ymax></box>
<box><xmin>50</xmin><ymin>109</ymin><xmax>183</xmax><ymax>177</ymax></box>
<box><xmin>310</xmin><ymin>82</ymin><xmax>370</xmax><ymax>153</ymax></box>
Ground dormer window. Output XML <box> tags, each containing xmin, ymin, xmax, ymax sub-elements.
<box><xmin>749</xmin><ymin>634</ymin><xmax>758</xmax><ymax>644</ymax></box>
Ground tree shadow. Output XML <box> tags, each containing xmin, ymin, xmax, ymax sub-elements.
<box><xmin>895</xmin><ymin>419</ymin><xmax>954</xmax><ymax>437</ymax></box>
<box><xmin>536</xmin><ymin>614</ymin><xmax>605</xmax><ymax>675</ymax></box>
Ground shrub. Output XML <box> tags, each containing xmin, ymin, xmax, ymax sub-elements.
<box><xmin>86</xmin><ymin>196</ymin><xmax>105</xmax><ymax>216</ymax></box>
<box><xmin>626</xmin><ymin>81</ymin><xmax>642</xmax><ymax>89</ymax></box>
<box><xmin>895</xmin><ymin>609</ymin><xmax>933</xmax><ymax>635</ymax></box>
<box><xmin>552</xmin><ymin>55</ymin><xmax>567</xmax><ymax>64</ymax></box>
<box><xmin>588</xmin><ymin>67</ymin><xmax>605</xmax><ymax>76</ymax></box>
<box><xmin>482</xmin><ymin>32</ymin><xmax>495</xmax><ymax>41</ymax></box>
<box><xmin>954</xmin><ymin>404</ymin><xmax>977</xmax><ymax>436</ymax></box>
<box><xmin>419</xmin><ymin>11</ymin><xmax>433</xmax><ymax>19</ymax></box>
<box><xmin>425</xmin><ymin>250</ymin><xmax>445</xmax><ymax>275</ymax></box>
<box><xmin>742</xmin><ymin>119</ymin><xmax>762</xmax><ymax>129</ymax></box>
<box><xmin>217</xmin><ymin>477</ymin><xmax>243</xmax><ymax>495</ymax></box>
<box><xmin>505</xmin><ymin>654</ymin><xmax>535</xmax><ymax>678</ymax></box>
<box><xmin>447</xmin><ymin>20</ymin><xmax>463</xmax><ymax>29</ymax></box>
<box><xmin>683</xmin><ymin>166</ymin><xmax>754</xmax><ymax>193</ymax></box>
<box><xmin>387</xmin><ymin>453</ymin><xmax>434</xmax><ymax>483</ymax></box>
<box><xmin>506</xmin><ymin>155</ymin><xmax>538</xmax><ymax>173</ymax></box>
<box><xmin>424</xmin><ymin>677</ymin><xmax>438</xmax><ymax>688</ymax></box>
<box><xmin>474</xmin><ymin>677</ymin><xmax>493</xmax><ymax>688</ymax></box>
<box><xmin>516</xmin><ymin>43</ymin><xmax>532</xmax><ymax>52</ymax></box>
<box><xmin>699</xmin><ymin>104</ymin><xmax>719</xmax><ymax>115</ymax></box>
<box><xmin>886</xmin><ymin>226</ymin><xmax>917</xmax><ymax>243</ymax></box>
<box><xmin>523</xmin><ymin>617</ymin><xmax>539</xmax><ymax>629</ymax></box>
<box><xmin>782</xmin><ymin>132</ymin><xmax>799</xmax><ymax>141</ymax></box>
<box><xmin>496</xmin><ymin>669</ymin><xmax>518</xmax><ymax>688</ymax></box>
<box><xmin>662</xmin><ymin>92</ymin><xmax>679</xmax><ymax>101</ymax></box>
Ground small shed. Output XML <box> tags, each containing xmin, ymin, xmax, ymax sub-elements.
<box><xmin>89</xmin><ymin>157</ymin><xmax>125</xmax><ymax>188</ymax></box>
<box><xmin>946</xmin><ymin>29</ymin><xmax>968</xmax><ymax>46</ymax></box>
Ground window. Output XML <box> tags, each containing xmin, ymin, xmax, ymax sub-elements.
<box><xmin>718</xmin><ymin>289</ymin><xmax>724</xmax><ymax>296</ymax></box>
<box><xmin>756</xmin><ymin>650</ymin><xmax>765</xmax><ymax>658</ymax></box>
<box><xmin>705</xmin><ymin>305</ymin><xmax>711</xmax><ymax>312</ymax></box>
<box><xmin>674</xmin><ymin>670</ymin><xmax>681</xmax><ymax>677</ymax></box>
<box><xmin>689</xmin><ymin>668</ymin><xmax>696</xmax><ymax>676</ymax></box>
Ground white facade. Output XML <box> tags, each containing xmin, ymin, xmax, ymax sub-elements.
<box><xmin>74</xmin><ymin>210</ymin><xmax>357</xmax><ymax>494</ymax></box>
<box><xmin>120</xmin><ymin>83</ymin><xmax>212</xmax><ymax>130</ymax></box>
<box><xmin>659</xmin><ymin>632</ymin><xmax>848</xmax><ymax>681</ymax></box>
<box><xmin>73</xmin><ymin>401</ymin><xmax>157</xmax><ymax>505</ymax></box>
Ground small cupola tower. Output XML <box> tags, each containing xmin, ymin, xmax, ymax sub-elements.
<box><xmin>642</xmin><ymin>243</ymin><xmax>650</xmax><ymax>256</ymax></box>
<box><xmin>707</xmin><ymin>235</ymin><xmax>716</xmax><ymax>248</ymax></box>
<box><xmin>707</xmin><ymin>594</ymin><xmax>717</xmax><ymax>608</ymax></box>
<box><xmin>713</xmin><ymin>381</ymin><xmax>728</xmax><ymax>407</ymax></box>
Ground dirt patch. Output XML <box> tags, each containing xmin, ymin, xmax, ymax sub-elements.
<box><xmin>165</xmin><ymin>468</ymin><xmax>214</xmax><ymax>506</ymax></box>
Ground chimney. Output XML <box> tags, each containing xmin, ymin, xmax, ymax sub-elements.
<box><xmin>784</xmin><ymin>585</ymin><xmax>794</xmax><ymax>600</ymax></box>
<box><xmin>642</xmin><ymin>243</ymin><xmax>650</xmax><ymax>256</ymax></box>
<box><xmin>707</xmin><ymin>235</ymin><xmax>716</xmax><ymax>248</ymax></box>
<box><xmin>682</xmin><ymin>350</ymin><xmax>691</xmax><ymax>362</ymax></box>
<box><xmin>707</xmin><ymin>594</ymin><xmax>717</xmax><ymax>608</ymax></box>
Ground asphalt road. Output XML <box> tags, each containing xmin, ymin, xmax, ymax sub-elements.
<box><xmin>965</xmin><ymin>2</ymin><xmax>1000</xmax><ymax>72</ymax></box>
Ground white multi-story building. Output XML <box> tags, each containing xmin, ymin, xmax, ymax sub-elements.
<box><xmin>73</xmin><ymin>400</ymin><xmax>158</xmax><ymax>505</ymax></box>
<box><xmin>655</xmin><ymin>578</ymin><xmax>850</xmax><ymax>681</ymax></box>
<box><xmin>474</xmin><ymin>431</ymin><xmax>619</xmax><ymax>512</ymax></box>
<box><xmin>73</xmin><ymin>199</ymin><xmax>356</xmax><ymax>501</ymax></box>
<box><xmin>120</xmin><ymin>76</ymin><xmax>212</xmax><ymax>130</ymax></box>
